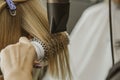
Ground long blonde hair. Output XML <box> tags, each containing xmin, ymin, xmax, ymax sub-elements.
<box><xmin>0</xmin><ymin>0</ymin><xmax>71</xmax><ymax>79</ymax></box>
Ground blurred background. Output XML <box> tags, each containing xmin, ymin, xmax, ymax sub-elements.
<box><xmin>40</xmin><ymin>0</ymin><xmax>103</xmax><ymax>34</ymax></box>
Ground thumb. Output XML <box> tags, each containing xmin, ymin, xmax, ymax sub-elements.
<box><xmin>19</xmin><ymin>37</ymin><xmax>30</xmax><ymax>44</ymax></box>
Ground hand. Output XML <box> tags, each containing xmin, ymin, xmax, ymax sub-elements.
<box><xmin>0</xmin><ymin>37</ymin><xmax>35</xmax><ymax>80</ymax></box>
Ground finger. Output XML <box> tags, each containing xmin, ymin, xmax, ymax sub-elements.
<box><xmin>9</xmin><ymin>44</ymin><xmax>20</xmax><ymax>68</ymax></box>
<box><xmin>0</xmin><ymin>49</ymin><xmax>12</xmax><ymax>73</ymax></box>
<box><xmin>19</xmin><ymin>37</ymin><xmax>30</xmax><ymax>44</ymax></box>
<box><xmin>24</xmin><ymin>50</ymin><xmax>35</xmax><ymax>70</ymax></box>
<box><xmin>0</xmin><ymin>48</ymin><xmax>12</xmax><ymax>66</ymax></box>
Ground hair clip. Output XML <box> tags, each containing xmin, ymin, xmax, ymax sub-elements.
<box><xmin>5</xmin><ymin>0</ymin><xmax>16</xmax><ymax>16</ymax></box>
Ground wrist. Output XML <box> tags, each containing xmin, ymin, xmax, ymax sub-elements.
<box><xmin>4</xmin><ymin>70</ymin><xmax>32</xmax><ymax>80</ymax></box>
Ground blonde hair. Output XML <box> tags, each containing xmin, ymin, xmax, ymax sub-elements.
<box><xmin>0</xmin><ymin>0</ymin><xmax>71</xmax><ymax>80</ymax></box>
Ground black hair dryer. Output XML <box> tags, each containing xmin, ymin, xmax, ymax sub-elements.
<box><xmin>47</xmin><ymin>0</ymin><xmax>70</xmax><ymax>34</ymax></box>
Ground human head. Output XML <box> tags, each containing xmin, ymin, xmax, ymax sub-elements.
<box><xmin>0</xmin><ymin>0</ymin><xmax>71</xmax><ymax>79</ymax></box>
<box><xmin>106</xmin><ymin>62</ymin><xmax>120</xmax><ymax>80</ymax></box>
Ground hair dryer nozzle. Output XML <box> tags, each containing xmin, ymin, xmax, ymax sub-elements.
<box><xmin>47</xmin><ymin>2</ymin><xmax>70</xmax><ymax>34</ymax></box>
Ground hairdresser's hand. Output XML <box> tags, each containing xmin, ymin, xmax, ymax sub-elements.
<box><xmin>0</xmin><ymin>37</ymin><xmax>35</xmax><ymax>80</ymax></box>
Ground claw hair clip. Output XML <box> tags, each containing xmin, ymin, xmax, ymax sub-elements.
<box><xmin>5</xmin><ymin>0</ymin><xmax>16</xmax><ymax>16</ymax></box>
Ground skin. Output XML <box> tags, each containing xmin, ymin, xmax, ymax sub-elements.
<box><xmin>113</xmin><ymin>0</ymin><xmax>120</xmax><ymax>7</ymax></box>
<box><xmin>114</xmin><ymin>0</ymin><xmax>120</xmax><ymax>4</ymax></box>
<box><xmin>0</xmin><ymin>37</ymin><xmax>36</xmax><ymax>80</ymax></box>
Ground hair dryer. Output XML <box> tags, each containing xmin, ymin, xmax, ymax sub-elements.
<box><xmin>47</xmin><ymin>0</ymin><xmax>70</xmax><ymax>33</ymax></box>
